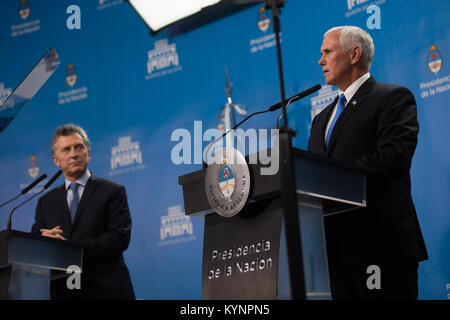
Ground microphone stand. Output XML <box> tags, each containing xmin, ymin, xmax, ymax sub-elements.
<box><xmin>264</xmin><ymin>0</ymin><xmax>306</xmax><ymax>300</ymax></box>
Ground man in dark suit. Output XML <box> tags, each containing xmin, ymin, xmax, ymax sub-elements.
<box><xmin>31</xmin><ymin>124</ymin><xmax>135</xmax><ymax>300</ymax></box>
<box><xmin>308</xmin><ymin>26</ymin><xmax>428</xmax><ymax>299</ymax></box>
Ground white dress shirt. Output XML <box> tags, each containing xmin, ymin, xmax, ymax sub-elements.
<box><xmin>324</xmin><ymin>72</ymin><xmax>371</xmax><ymax>141</ymax></box>
<box><xmin>65</xmin><ymin>170</ymin><xmax>91</xmax><ymax>208</ymax></box>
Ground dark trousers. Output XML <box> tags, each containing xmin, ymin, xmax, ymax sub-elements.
<box><xmin>328</xmin><ymin>259</ymin><xmax>419</xmax><ymax>300</ymax></box>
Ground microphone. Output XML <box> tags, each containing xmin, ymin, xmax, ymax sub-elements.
<box><xmin>0</xmin><ymin>174</ymin><xmax>47</xmax><ymax>209</ymax></box>
<box><xmin>202</xmin><ymin>84</ymin><xmax>321</xmax><ymax>167</ymax></box>
<box><xmin>269</xmin><ymin>84</ymin><xmax>321</xmax><ymax>112</ymax></box>
<box><xmin>43</xmin><ymin>170</ymin><xmax>62</xmax><ymax>189</ymax></box>
<box><xmin>7</xmin><ymin>170</ymin><xmax>62</xmax><ymax>231</ymax></box>
<box><xmin>21</xmin><ymin>173</ymin><xmax>48</xmax><ymax>195</ymax></box>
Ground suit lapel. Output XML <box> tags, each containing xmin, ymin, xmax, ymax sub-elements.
<box><xmin>72</xmin><ymin>173</ymin><xmax>98</xmax><ymax>229</ymax></box>
<box><xmin>326</xmin><ymin>76</ymin><xmax>376</xmax><ymax>155</ymax></box>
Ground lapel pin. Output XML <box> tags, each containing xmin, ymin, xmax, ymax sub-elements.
<box><xmin>351</xmin><ymin>100</ymin><xmax>357</xmax><ymax>105</ymax></box>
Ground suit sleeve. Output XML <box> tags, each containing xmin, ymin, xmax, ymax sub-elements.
<box><xmin>31</xmin><ymin>198</ymin><xmax>45</xmax><ymax>236</ymax></box>
<box><xmin>78</xmin><ymin>185</ymin><xmax>132</xmax><ymax>257</ymax></box>
<box><xmin>354</xmin><ymin>86</ymin><xmax>419</xmax><ymax>175</ymax></box>
<box><xmin>307</xmin><ymin>113</ymin><xmax>319</xmax><ymax>152</ymax></box>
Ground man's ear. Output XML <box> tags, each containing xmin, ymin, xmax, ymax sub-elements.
<box><xmin>53</xmin><ymin>156</ymin><xmax>60</xmax><ymax>168</ymax></box>
<box><xmin>350</xmin><ymin>46</ymin><xmax>363</xmax><ymax>65</ymax></box>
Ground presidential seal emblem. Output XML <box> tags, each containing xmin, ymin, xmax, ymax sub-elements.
<box><xmin>28</xmin><ymin>155</ymin><xmax>40</xmax><ymax>178</ymax></box>
<box><xmin>205</xmin><ymin>148</ymin><xmax>250</xmax><ymax>218</ymax></box>
<box><xmin>65</xmin><ymin>64</ymin><xmax>78</xmax><ymax>87</ymax></box>
<box><xmin>257</xmin><ymin>7</ymin><xmax>271</xmax><ymax>33</ymax></box>
<box><xmin>427</xmin><ymin>44</ymin><xmax>443</xmax><ymax>74</ymax></box>
<box><xmin>18</xmin><ymin>0</ymin><xmax>31</xmax><ymax>20</ymax></box>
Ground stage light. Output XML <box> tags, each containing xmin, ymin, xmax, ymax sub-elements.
<box><xmin>128</xmin><ymin>0</ymin><xmax>222</xmax><ymax>34</ymax></box>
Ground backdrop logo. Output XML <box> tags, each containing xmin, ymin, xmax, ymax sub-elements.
<box><xmin>11</xmin><ymin>0</ymin><xmax>40</xmax><ymax>37</ymax></box>
<box><xmin>310</xmin><ymin>84</ymin><xmax>340</xmax><ymax>121</ymax></box>
<box><xmin>18</xmin><ymin>0</ymin><xmax>31</xmax><ymax>20</ymax></box>
<box><xmin>65</xmin><ymin>64</ymin><xmax>78</xmax><ymax>87</ymax></box>
<box><xmin>145</xmin><ymin>39</ymin><xmax>182</xmax><ymax>80</ymax></box>
<box><xmin>419</xmin><ymin>44</ymin><xmax>449</xmax><ymax>99</ymax></box>
<box><xmin>257</xmin><ymin>7</ymin><xmax>271</xmax><ymax>32</ymax></box>
<box><xmin>158</xmin><ymin>205</ymin><xmax>196</xmax><ymax>247</ymax></box>
<box><xmin>58</xmin><ymin>63</ymin><xmax>88</xmax><ymax>105</ymax></box>
<box><xmin>249</xmin><ymin>6</ymin><xmax>277</xmax><ymax>53</ymax></box>
<box><xmin>427</xmin><ymin>44</ymin><xmax>443</xmax><ymax>74</ymax></box>
<box><xmin>109</xmin><ymin>136</ymin><xmax>145</xmax><ymax>176</ymax></box>
<box><xmin>27</xmin><ymin>155</ymin><xmax>40</xmax><ymax>178</ymax></box>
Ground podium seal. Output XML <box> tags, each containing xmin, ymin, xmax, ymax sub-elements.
<box><xmin>205</xmin><ymin>148</ymin><xmax>250</xmax><ymax>218</ymax></box>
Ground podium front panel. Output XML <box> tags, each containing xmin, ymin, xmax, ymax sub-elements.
<box><xmin>202</xmin><ymin>198</ymin><xmax>283</xmax><ymax>300</ymax></box>
<box><xmin>294</xmin><ymin>152</ymin><xmax>366</xmax><ymax>208</ymax></box>
<box><xmin>5</xmin><ymin>232</ymin><xmax>82</xmax><ymax>272</ymax></box>
<box><xmin>0</xmin><ymin>231</ymin><xmax>83</xmax><ymax>300</ymax></box>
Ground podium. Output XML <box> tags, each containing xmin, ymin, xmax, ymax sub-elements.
<box><xmin>179</xmin><ymin>147</ymin><xmax>366</xmax><ymax>300</ymax></box>
<box><xmin>0</xmin><ymin>230</ymin><xmax>83</xmax><ymax>300</ymax></box>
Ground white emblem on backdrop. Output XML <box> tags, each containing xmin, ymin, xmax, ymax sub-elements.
<box><xmin>109</xmin><ymin>136</ymin><xmax>145</xmax><ymax>176</ymax></box>
<box><xmin>145</xmin><ymin>39</ymin><xmax>182</xmax><ymax>80</ymax></box>
<box><xmin>310</xmin><ymin>84</ymin><xmax>340</xmax><ymax>121</ymax></box>
<box><xmin>27</xmin><ymin>155</ymin><xmax>40</xmax><ymax>178</ymax></box>
<box><xmin>420</xmin><ymin>44</ymin><xmax>449</xmax><ymax>99</ymax></box>
<box><xmin>158</xmin><ymin>205</ymin><xmax>196</xmax><ymax>247</ymax></box>
<box><xmin>249</xmin><ymin>6</ymin><xmax>278</xmax><ymax>54</ymax></box>
<box><xmin>11</xmin><ymin>0</ymin><xmax>40</xmax><ymax>38</ymax></box>
<box><xmin>57</xmin><ymin>64</ymin><xmax>88</xmax><ymax>105</ymax></box>
<box><xmin>18</xmin><ymin>155</ymin><xmax>47</xmax><ymax>194</ymax></box>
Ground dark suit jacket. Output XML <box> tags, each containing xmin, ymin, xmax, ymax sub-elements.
<box><xmin>307</xmin><ymin>76</ymin><xmax>428</xmax><ymax>264</ymax></box>
<box><xmin>31</xmin><ymin>173</ymin><xmax>135</xmax><ymax>300</ymax></box>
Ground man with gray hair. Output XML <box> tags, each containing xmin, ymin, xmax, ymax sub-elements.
<box><xmin>308</xmin><ymin>26</ymin><xmax>428</xmax><ymax>299</ymax></box>
<box><xmin>32</xmin><ymin>124</ymin><xmax>135</xmax><ymax>300</ymax></box>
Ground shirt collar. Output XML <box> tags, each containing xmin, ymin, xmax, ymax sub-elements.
<box><xmin>339</xmin><ymin>72</ymin><xmax>371</xmax><ymax>105</ymax></box>
<box><xmin>65</xmin><ymin>170</ymin><xmax>91</xmax><ymax>190</ymax></box>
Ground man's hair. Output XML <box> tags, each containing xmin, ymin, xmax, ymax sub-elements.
<box><xmin>51</xmin><ymin>124</ymin><xmax>90</xmax><ymax>156</ymax></box>
<box><xmin>325</xmin><ymin>26</ymin><xmax>375</xmax><ymax>69</ymax></box>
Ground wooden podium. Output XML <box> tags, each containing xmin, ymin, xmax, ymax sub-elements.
<box><xmin>0</xmin><ymin>230</ymin><xmax>83</xmax><ymax>300</ymax></box>
<box><xmin>179</xmin><ymin>147</ymin><xmax>366</xmax><ymax>300</ymax></box>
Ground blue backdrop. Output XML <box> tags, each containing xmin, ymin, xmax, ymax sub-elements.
<box><xmin>0</xmin><ymin>0</ymin><xmax>448</xmax><ymax>300</ymax></box>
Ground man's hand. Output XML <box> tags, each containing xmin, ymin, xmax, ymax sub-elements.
<box><xmin>40</xmin><ymin>226</ymin><xmax>66</xmax><ymax>240</ymax></box>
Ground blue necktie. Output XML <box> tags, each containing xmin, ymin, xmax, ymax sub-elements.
<box><xmin>69</xmin><ymin>183</ymin><xmax>79</xmax><ymax>223</ymax></box>
<box><xmin>325</xmin><ymin>94</ymin><xmax>347</xmax><ymax>148</ymax></box>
